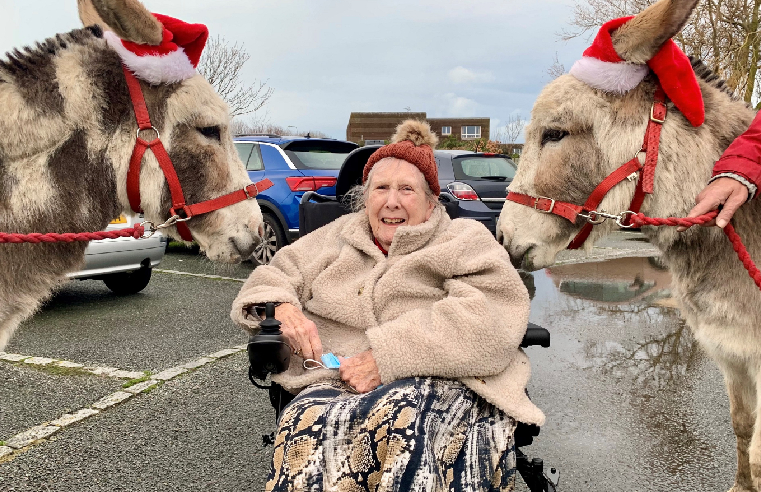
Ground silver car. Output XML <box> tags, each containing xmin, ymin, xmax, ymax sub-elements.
<box><xmin>67</xmin><ymin>214</ymin><xmax>167</xmax><ymax>295</ymax></box>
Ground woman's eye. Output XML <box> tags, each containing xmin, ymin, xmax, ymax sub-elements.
<box><xmin>541</xmin><ymin>129</ymin><xmax>569</xmax><ymax>146</ymax></box>
<box><xmin>198</xmin><ymin>126</ymin><xmax>221</xmax><ymax>141</ymax></box>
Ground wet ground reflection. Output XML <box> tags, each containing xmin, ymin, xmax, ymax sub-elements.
<box><xmin>517</xmin><ymin>257</ymin><xmax>735</xmax><ymax>492</ymax></box>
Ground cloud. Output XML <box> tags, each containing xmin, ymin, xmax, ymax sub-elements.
<box><xmin>448</xmin><ymin>66</ymin><xmax>495</xmax><ymax>85</ymax></box>
<box><xmin>439</xmin><ymin>93</ymin><xmax>480</xmax><ymax>117</ymax></box>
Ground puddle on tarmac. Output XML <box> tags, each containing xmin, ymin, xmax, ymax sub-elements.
<box><xmin>518</xmin><ymin>256</ymin><xmax>735</xmax><ymax>492</ymax></box>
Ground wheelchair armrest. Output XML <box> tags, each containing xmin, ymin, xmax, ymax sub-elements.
<box><xmin>521</xmin><ymin>323</ymin><xmax>550</xmax><ymax>348</ymax></box>
<box><xmin>300</xmin><ymin>191</ymin><xmax>337</xmax><ymax>205</ymax></box>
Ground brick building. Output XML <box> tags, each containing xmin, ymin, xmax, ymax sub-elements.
<box><xmin>346</xmin><ymin>112</ymin><xmax>490</xmax><ymax>144</ymax></box>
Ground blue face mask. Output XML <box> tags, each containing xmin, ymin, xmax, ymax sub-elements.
<box><xmin>303</xmin><ymin>353</ymin><xmax>342</xmax><ymax>370</ymax></box>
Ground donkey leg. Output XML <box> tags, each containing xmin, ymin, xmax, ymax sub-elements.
<box><xmin>749</xmin><ymin>366</ymin><xmax>761</xmax><ymax>492</ymax></box>
<box><xmin>715</xmin><ymin>356</ymin><xmax>756</xmax><ymax>492</ymax></box>
<box><xmin>0</xmin><ymin>308</ymin><xmax>27</xmax><ymax>351</ymax></box>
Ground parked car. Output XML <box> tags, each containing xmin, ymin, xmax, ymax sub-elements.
<box><xmin>338</xmin><ymin>147</ymin><xmax>517</xmax><ymax>235</ymax></box>
<box><xmin>233</xmin><ymin>135</ymin><xmax>359</xmax><ymax>264</ymax></box>
<box><xmin>67</xmin><ymin>214</ymin><xmax>167</xmax><ymax>295</ymax></box>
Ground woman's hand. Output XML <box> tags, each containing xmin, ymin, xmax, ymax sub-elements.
<box><xmin>677</xmin><ymin>177</ymin><xmax>749</xmax><ymax>231</ymax></box>
<box><xmin>338</xmin><ymin>350</ymin><xmax>382</xmax><ymax>393</ymax></box>
<box><xmin>274</xmin><ymin>303</ymin><xmax>323</xmax><ymax>361</ymax></box>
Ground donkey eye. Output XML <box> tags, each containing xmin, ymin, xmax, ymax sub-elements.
<box><xmin>541</xmin><ymin>129</ymin><xmax>569</xmax><ymax>146</ymax></box>
<box><xmin>198</xmin><ymin>126</ymin><xmax>221</xmax><ymax>141</ymax></box>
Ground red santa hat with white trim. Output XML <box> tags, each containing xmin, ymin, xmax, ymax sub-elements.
<box><xmin>104</xmin><ymin>13</ymin><xmax>208</xmax><ymax>85</ymax></box>
<box><xmin>569</xmin><ymin>16</ymin><xmax>704</xmax><ymax>127</ymax></box>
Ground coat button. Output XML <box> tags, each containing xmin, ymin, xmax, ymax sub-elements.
<box><xmin>358</xmin><ymin>286</ymin><xmax>364</xmax><ymax>295</ymax></box>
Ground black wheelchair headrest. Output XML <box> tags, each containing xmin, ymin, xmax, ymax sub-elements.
<box><xmin>336</xmin><ymin>145</ymin><xmax>382</xmax><ymax>200</ymax></box>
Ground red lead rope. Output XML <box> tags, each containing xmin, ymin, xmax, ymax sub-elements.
<box><xmin>0</xmin><ymin>225</ymin><xmax>145</xmax><ymax>244</ymax></box>
<box><xmin>629</xmin><ymin>211</ymin><xmax>761</xmax><ymax>290</ymax></box>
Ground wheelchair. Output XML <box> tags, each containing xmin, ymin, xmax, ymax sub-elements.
<box><xmin>250</xmin><ymin>146</ymin><xmax>559</xmax><ymax>491</ymax></box>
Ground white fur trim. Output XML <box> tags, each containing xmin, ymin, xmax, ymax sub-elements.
<box><xmin>103</xmin><ymin>31</ymin><xmax>196</xmax><ymax>85</ymax></box>
<box><xmin>569</xmin><ymin>56</ymin><xmax>649</xmax><ymax>94</ymax></box>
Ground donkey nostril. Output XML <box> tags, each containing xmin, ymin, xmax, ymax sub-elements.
<box><xmin>258</xmin><ymin>224</ymin><xmax>265</xmax><ymax>238</ymax></box>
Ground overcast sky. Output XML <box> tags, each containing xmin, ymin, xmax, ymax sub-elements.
<box><xmin>0</xmin><ymin>0</ymin><xmax>591</xmax><ymax>141</ymax></box>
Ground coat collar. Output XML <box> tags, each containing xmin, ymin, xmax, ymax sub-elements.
<box><xmin>339</xmin><ymin>206</ymin><xmax>449</xmax><ymax>259</ymax></box>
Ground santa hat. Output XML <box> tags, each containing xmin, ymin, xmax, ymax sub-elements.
<box><xmin>364</xmin><ymin>120</ymin><xmax>440</xmax><ymax>195</ymax></box>
<box><xmin>569</xmin><ymin>16</ymin><xmax>704</xmax><ymax>127</ymax></box>
<box><xmin>104</xmin><ymin>13</ymin><xmax>208</xmax><ymax>85</ymax></box>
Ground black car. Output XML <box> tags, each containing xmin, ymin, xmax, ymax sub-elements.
<box><xmin>334</xmin><ymin>147</ymin><xmax>516</xmax><ymax>236</ymax></box>
<box><xmin>434</xmin><ymin>150</ymin><xmax>516</xmax><ymax>235</ymax></box>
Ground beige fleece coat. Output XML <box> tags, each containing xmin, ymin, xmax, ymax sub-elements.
<box><xmin>231</xmin><ymin>206</ymin><xmax>545</xmax><ymax>425</ymax></box>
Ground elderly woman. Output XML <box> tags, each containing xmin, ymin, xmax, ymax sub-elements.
<box><xmin>231</xmin><ymin>120</ymin><xmax>544</xmax><ymax>492</ymax></box>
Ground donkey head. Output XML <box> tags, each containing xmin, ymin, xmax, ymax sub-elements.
<box><xmin>498</xmin><ymin>0</ymin><xmax>701</xmax><ymax>271</ymax></box>
<box><xmin>79</xmin><ymin>0</ymin><xmax>264</xmax><ymax>262</ymax></box>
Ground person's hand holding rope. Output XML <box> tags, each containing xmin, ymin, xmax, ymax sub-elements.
<box><xmin>677</xmin><ymin>177</ymin><xmax>749</xmax><ymax>232</ymax></box>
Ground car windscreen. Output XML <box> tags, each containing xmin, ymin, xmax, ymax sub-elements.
<box><xmin>452</xmin><ymin>156</ymin><xmax>517</xmax><ymax>181</ymax></box>
<box><xmin>282</xmin><ymin>141</ymin><xmax>358</xmax><ymax>170</ymax></box>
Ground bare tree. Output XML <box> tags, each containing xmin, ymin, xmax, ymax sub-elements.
<box><xmin>198</xmin><ymin>35</ymin><xmax>274</xmax><ymax>117</ymax></box>
<box><xmin>547</xmin><ymin>52</ymin><xmax>567</xmax><ymax>79</ymax></box>
<box><xmin>503</xmin><ymin>114</ymin><xmax>526</xmax><ymax>144</ymax></box>
<box><xmin>232</xmin><ymin>116</ymin><xmax>329</xmax><ymax>138</ymax></box>
<box><xmin>562</xmin><ymin>0</ymin><xmax>761</xmax><ymax>104</ymax></box>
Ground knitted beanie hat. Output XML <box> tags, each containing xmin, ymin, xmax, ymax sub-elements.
<box><xmin>363</xmin><ymin>120</ymin><xmax>440</xmax><ymax>195</ymax></box>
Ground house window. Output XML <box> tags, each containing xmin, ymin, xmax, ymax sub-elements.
<box><xmin>441</xmin><ymin>126</ymin><xmax>452</xmax><ymax>136</ymax></box>
<box><xmin>461</xmin><ymin>126</ymin><xmax>481</xmax><ymax>139</ymax></box>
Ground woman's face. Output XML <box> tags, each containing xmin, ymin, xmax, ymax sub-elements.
<box><xmin>366</xmin><ymin>158</ymin><xmax>435</xmax><ymax>251</ymax></box>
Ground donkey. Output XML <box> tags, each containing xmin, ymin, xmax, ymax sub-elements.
<box><xmin>497</xmin><ymin>0</ymin><xmax>761</xmax><ymax>490</ymax></box>
<box><xmin>0</xmin><ymin>0</ymin><xmax>265</xmax><ymax>350</ymax></box>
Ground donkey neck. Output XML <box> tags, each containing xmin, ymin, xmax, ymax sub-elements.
<box><xmin>641</xmin><ymin>75</ymin><xmax>757</xmax><ymax>252</ymax></box>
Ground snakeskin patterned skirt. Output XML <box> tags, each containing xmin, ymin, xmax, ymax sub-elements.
<box><xmin>266</xmin><ymin>377</ymin><xmax>517</xmax><ymax>492</ymax></box>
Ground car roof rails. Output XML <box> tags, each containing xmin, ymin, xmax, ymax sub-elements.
<box><xmin>235</xmin><ymin>133</ymin><xmax>282</xmax><ymax>138</ymax></box>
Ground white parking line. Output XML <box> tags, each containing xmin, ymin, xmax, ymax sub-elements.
<box><xmin>154</xmin><ymin>269</ymin><xmax>247</xmax><ymax>282</ymax></box>
<box><xmin>0</xmin><ymin>353</ymin><xmax>144</xmax><ymax>380</ymax></box>
<box><xmin>0</xmin><ymin>345</ymin><xmax>247</xmax><ymax>463</ymax></box>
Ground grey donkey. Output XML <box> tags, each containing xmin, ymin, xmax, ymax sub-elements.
<box><xmin>498</xmin><ymin>0</ymin><xmax>761</xmax><ymax>490</ymax></box>
<box><xmin>0</xmin><ymin>0</ymin><xmax>265</xmax><ymax>350</ymax></box>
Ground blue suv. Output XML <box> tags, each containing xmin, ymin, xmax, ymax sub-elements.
<box><xmin>234</xmin><ymin>135</ymin><xmax>359</xmax><ymax>264</ymax></box>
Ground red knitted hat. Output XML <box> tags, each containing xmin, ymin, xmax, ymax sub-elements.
<box><xmin>569</xmin><ymin>16</ymin><xmax>704</xmax><ymax>127</ymax></box>
<box><xmin>364</xmin><ymin>120</ymin><xmax>440</xmax><ymax>195</ymax></box>
<box><xmin>103</xmin><ymin>13</ymin><xmax>209</xmax><ymax>85</ymax></box>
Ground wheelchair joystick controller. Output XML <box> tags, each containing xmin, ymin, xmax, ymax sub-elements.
<box><xmin>247</xmin><ymin>302</ymin><xmax>291</xmax><ymax>386</ymax></box>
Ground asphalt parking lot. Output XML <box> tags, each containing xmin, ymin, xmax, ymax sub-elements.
<box><xmin>0</xmin><ymin>234</ymin><xmax>738</xmax><ymax>491</ymax></box>
<box><xmin>1</xmin><ymin>245</ymin><xmax>275</xmax><ymax>491</ymax></box>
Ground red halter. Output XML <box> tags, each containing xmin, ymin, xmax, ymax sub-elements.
<box><xmin>122</xmin><ymin>65</ymin><xmax>273</xmax><ymax>241</ymax></box>
<box><xmin>507</xmin><ymin>85</ymin><xmax>667</xmax><ymax>250</ymax></box>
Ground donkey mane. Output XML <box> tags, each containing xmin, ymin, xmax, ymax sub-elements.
<box><xmin>0</xmin><ymin>25</ymin><xmax>104</xmax><ymax>80</ymax></box>
<box><xmin>688</xmin><ymin>55</ymin><xmax>747</xmax><ymax>104</ymax></box>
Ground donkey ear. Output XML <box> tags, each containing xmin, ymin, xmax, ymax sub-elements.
<box><xmin>612</xmin><ymin>0</ymin><xmax>699</xmax><ymax>64</ymax></box>
<box><xmin>78</xmin><ymin>0</ymin><xmax>163</xmax><ymax>46</ymax></box>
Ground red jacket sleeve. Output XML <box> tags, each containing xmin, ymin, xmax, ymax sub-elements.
<box><xmin>713</xmin><ymin>111</ymin><xmax>761</xmax><ymax>197</ymax></box>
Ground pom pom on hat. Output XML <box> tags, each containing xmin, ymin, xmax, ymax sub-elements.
<box><xmin>364</xmin><ymin>120</ymin><xmax>440</xmax><ymax>195</ymax></box>
<box><xmin>104</xmin><ymin>13</ymin><xmax>208</xmax><ymax>85</ymax></box>
<box><xmin>569</xmin><ymin>16</ymin><xmax>704</xmax><ymax>127</ymax></box>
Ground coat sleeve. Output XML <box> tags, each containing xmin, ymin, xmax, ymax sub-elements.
<box><xmin>712</xmin><ymin>111</ymin><xmax>761</xmax><ymax>198</ymax></box>
<box><xmin>365</xmin><ymin>224</ymin><xmax>530</xmax><ymax>381</ymax></box>
<box><xmin>230</xmin><ymin>218</ymin><xmax>344</xmax><ymax>334</ymax></box>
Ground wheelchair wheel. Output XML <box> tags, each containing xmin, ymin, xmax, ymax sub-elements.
<box><xmin>253</xmin><ymin>213</ymin><xmax>286</xmax><ymax>266</ymax></box>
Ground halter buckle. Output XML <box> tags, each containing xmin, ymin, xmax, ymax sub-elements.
<box><xmin>650</xmin><ymin>104</ymin><xmax>666</xmax><ymax>124</ymax></box>
<box><xmin>534</xmin><ymin>196</ymin><xmax>556</xmax><ymax>214</ymax></box>
<box><xmin>243</xmin><ymin>183</ymin><xmax>259</xmax><ymax>199</ymax></box>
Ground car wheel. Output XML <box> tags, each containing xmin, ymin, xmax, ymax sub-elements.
<box><xmin>253</xmin><ymin>213</ymin><xmax>286</xmax><ymax>266</ymax></box>
<box><xmin>102</xmin><ymin>267</ymin><xmax>152</xmax><ymax>295</ymax></box>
